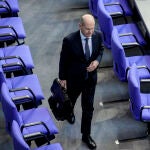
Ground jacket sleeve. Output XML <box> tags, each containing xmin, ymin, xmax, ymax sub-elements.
<box><xmin>96</xmin><ymin>31</ymin><xmax>104</xmax><ymax>63</ymax></box>
<box><xmin>59</xmin><ymin>37</ymin><xmax>71</xmax><ymax>80</ymax></box>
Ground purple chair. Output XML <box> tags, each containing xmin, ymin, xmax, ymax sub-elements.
<box><xmin>11</xmin><ymin>120</ymin><xmax>63</xmax><ymax>150</ymax></box>
<box><xmin>114</xmin><ymin>64</ymin><xmax>150</xmax><ymax>143</ymax></box>
<box><xmin>97</xmin><ymin>0</ymin><xmax>146</xmax><ymax>49</ymax></box>
<box><xmin>1</xmin><ymin>82</ymin><xmax>59</xmax><ymax>145</ymax></box>
<box><xmin>127</xmin><ymin>63</ymin><xmax>150</xmax><ymax>121</ymax></box>
<box><xmin>89</xmin><ymin>0</ymin><xmax>98</xmax><ymax>18</ymax></box>
<box><xmin>0</xmin><ymin>17</ymin><xmax>26</xmax><ymax>46</ymax></box>
<box><xmin>89</xmin><ymin>0</ymin><xmax>132</xmax><ymax>20</ymax></box>
<box><xmin>0</xmin><ymin>66</ymin><xmax>44</xmax><ymax>107</ymax></box>
<box><xmin>0</xmin><ymin>0</ymin><xmax>19</xmax><ymax>17</ymax></box>
<box><xmin>111</xmin><ymin>28</ymin><xmax>150</xmax><ymax>81</ymax></box>
<box><xmin>0</xmin><ymin>45</ymin><xmax>34</xmax><ymax>76</ymax></box>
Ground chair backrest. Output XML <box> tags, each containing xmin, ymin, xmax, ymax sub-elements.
<box><xmin>0</xmin><ymin>66</ymin><xmax>6</xmax><ymax>101</ymax></box>
<box><xmin>1</xmin><ymin>82</ymin><xmax>22</xmax><ymax>132</ymax></box>
<box><xmin>11</xmin><ymin>120</ymin><xmax>29</xmax><ymax>150</ymax></box>
<box><xmin>97</xmin><ymin>0</ymin><xmax>113</xmax><ymax>48</ymax></box>
<box><xmin>0</xmin><ymin>66</ymin><xmax>6</xmax><ymax>84</ymax></box>
<box><xmin>11</xmin><ymin>120</ymin><xmax>63</xmax><ymax>150</ymax></box>
<box><xmin>89</xmin><ymin>0</ymin><xmax>98</xmax><ymax>18</ymax></box>
<box><xmin>0</xmin><ymin>0</ymin><xmax>19</xmax><ymax>17</ymax></box>
<box><xmin>127</xmin><ymin>63</ymin><xmax>150</xmax><ymax>120</ymax></box>
<box><xmin>111</xmin><ymin>28</ymin><xmax>127</xmax><ymax>81</ymax></box>
<box><xmin>127</xmin><ymin>64</ymin><xmax>141</xmax><ymax>120</ymax></box>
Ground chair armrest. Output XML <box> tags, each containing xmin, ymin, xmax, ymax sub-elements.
<box><xmin>126</xmin><ymin>65</ymin><xmax>150</xmax><ymax>79</ymax></box>
<box><xmin>119</xmin><ymin>32</ymin><xmax>134</xmax><ymax>37</ymax></box>
<box><xmin>119</xmin><ymin>32</ymin><xmax>140</xmax><ymax>45</ymax></box>
<box><xmin>104</xmin><ymin>2</ymin><xmax>125</xmax><ymax>16</ymax></box>
<box><xmin>104</xmin><ymin>2</ymin><xmax>120</xmax><ymax>6</ymax></box>
<box><xmin>11</xmin><ymin>95</ymin><xmax>34</xmax><ymax>105</ymax></box>
<box><xmin>23</xmin><ymin>132</ymin><xmax>50</xmax><ymax>144</ymax></box>
<box><xmin>141</xmin><ymin>79</ymin><xmax>150</xmax><ymax>82</ymax></box>
<box><xmin>21</xmin><ymin>121</ymin><xmax>51</xmax><ymax>138</ymax></box>
<box><xmin>0</xmin><ymin>55</ymin><xmax>25</xmax><ymax>64</ymax></box>
<box><xmin>0</xmin><ymin>0</ymin><xmax>11</xmax><ymax>12</ymax></box>
<box><xmin>0</xmin><ymin>25</ymin><xmax>18</xmax><ymax>39</ymax></box>
<box><xmin>0</xmin><ymin>32</ymin><xmax>19</xmax><ymax>45</ymax></box>
<box><xmin>0</xmin><ymin>55</ymin><xmax>27</xmax><ymax>73</ymax></box>
<box><xmin>140</xmin><ymin>106</ymin><xmax>150</xmax><ymax>122</ymax></box>
<box><xmin>122</xmin><ymin>42</ymin><xmax>140</xmax><ymax>47</ymax></box>
<box><xmin>0</xmin><ymin>4</ymin><xmax>10</xmax><ymax>13</ymax></box>
<box><xmin>127</xmin><ymin>65</ymin><xmax>150</xmax><ymax>72</ymax></box>
<box><xmin>137</xmin><ymin>66</ymin><xmax>150</xmax><ymax>73</ymax></box>
<box><xmin>9</xmin><ymin>87</ymin><xmax>37</xmax><ymax>106</ymax></box>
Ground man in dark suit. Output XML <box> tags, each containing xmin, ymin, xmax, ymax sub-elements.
<box><xmin>59</xmin><ymin>14</ymin><xmax>104</xmax><ymax>149</ymax></box>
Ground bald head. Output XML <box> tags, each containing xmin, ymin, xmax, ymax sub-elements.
<box><xmin>79</xmin><ymin>14</ymin><xmax>95</xmax><ymax>37</ymax></box>
<box><xmin>80</xmin><ymin>14</ymin><xmax>95</xmax><ymax>26</ymax></box>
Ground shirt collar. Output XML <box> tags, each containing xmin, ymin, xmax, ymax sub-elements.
<box><xmin>80</xmin><ymin>30</ymin><xmax>92</xmax><ymax>40</ymax></box>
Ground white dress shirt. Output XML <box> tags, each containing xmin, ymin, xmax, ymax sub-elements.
<box><xmin>80</xmin><ymin>31</ymin><xmax>92</xmax><ymax>56</ymax></box>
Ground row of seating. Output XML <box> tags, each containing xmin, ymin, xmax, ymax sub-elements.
<box><xmin>89</xmin><ymin>0</ymin><xmax>150</xmax><ymax>142</ymax></box>
<box><xmin>0</xmin><ymin>0</ymin><xmax>63</xmax><ymax>149</ymax></box>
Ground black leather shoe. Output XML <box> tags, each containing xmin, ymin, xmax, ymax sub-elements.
<box><xmin>82</xmin><ymin>135</ymin><xmax>97</xmax><ymax>149</ymax></box>
<box><xmin>66</xmin><ymin>113</ymin><xmax>75</xmax><ymax>124</ymax></box>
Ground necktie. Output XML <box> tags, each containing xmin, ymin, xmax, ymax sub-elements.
<box><xmin>85</xmin><ymin>38</ymin><xmax>90</xmax><ymax>60</ymax></box>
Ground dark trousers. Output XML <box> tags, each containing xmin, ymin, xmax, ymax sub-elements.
<box><xmin>67</xmin><ymin>79</ymin><xmax>96</xmax><ymax>135</ymax></box>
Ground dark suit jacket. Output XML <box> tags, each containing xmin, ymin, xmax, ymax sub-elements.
<box><xmin>59</xmin><ymin>30</ymin><xmax>104</xmax><ymax>88</ymax></box>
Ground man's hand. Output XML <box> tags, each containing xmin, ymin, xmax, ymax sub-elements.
<box><xmin>87</xmin><ymin>60</ymin><xmax>99</xmax><ymax>72</ymax></box>
<box><xmin>59</xmin><ymin>79</ymin><xmax>67</xmax><ymax>89</ymax></box>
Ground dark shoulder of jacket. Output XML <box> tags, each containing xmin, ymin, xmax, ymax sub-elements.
<box><xmin>93</xmin><ymin>30</ymin><xmax>104</xmax><ymax>41</ymax></box>
<box><xmin>94</xmin><ymin>30</ymin><xmax>103</xmax><ymax>37</ymax></box>
<box><xmin>64</xmin><ymin>30</ymin><xmax>79</xmax><ymax>41</ymax></box>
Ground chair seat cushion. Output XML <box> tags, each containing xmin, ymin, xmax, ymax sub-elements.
<box><xmin>0</xmin><ymin>0</ymin><xmax>19</xmax><ymax>14</ymax></box>
<box><xmin>103</xmin><ymin>0</ymin><xmax>133</xmax><ymax>16</ymax></box>
<box><xmin>0</xmin><ymin>17</ymin><xmax>26</xmax><ymax>40</ymax></box>
<box><xmin>33</xmin><ymin>143</ymin><xmax>63</xmax><ymax>150</ymax></box>
<box><xmin>20</xmin><ymin>107</ymin><xmax>58</xmax><ymax>135</ymax></box>
<box><xmin>0</xmin><ymin>45</ymin><xmax>34</xmax><ymax>72</ymax></box>
<box><xmin>140</xmin><ymin>94</ymin><xmax>150</xmax><ymax>120</ymax></box>
<box><xmin>115</xmin><ymin>23</ymin><xmax>146</xmax><ymax>46</ymax></box>
<box><xmin>6</xmin><ymin>74</ymin><xmax>44</xmax><ymax>102</ymax></box>
<box><xmin>127</xmin><ymin>55</ymin><xmax>150</xmax><ymax>70</ymax></box>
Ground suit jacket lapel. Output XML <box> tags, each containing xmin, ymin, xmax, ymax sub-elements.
<box><xmin>91</xmin><ymin>32</ymin><xmax>97</xmax><ymax>59</ymax></box>
<box><xmin>74</xmin><ymin>31</ymin><xmax>86</xmax><ymax>61</ymax></box>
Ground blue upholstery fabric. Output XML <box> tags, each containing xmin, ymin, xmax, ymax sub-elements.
<box><xmin>0</xmin><ymin>0</ymin><xmax>19</xmax><ymax>15</ymax></box>
<box><xmin>6</xmin><ymin>74</ymin><xmax>44</xmax><ymax>104</ymax></box>
<box><xmin>111</xmin><ymin>28</ymin><xmax>150</xmax><ymax>81</ymax></box>
<box><xmin>12</xmin><ymin>121</ymin><xmax>29</xmax><ymax>150</ymax></box>
<box><xmin>11</xmin><ymin>121</ymin><xmax>63</xmax><ymax>150</ymax></box>
<box><xmin>1</xmin><ymin>82</ymin><xmax>58</xmax><ymax>136</ymax></box>
<box><xmin>0</xmin><ymin>67</ymin><xmax>44</xmax><ymax>106</ymax></box>
<box><xmin>127</xmin><ymin>64</ymin><xmax>150</xmax><ymax>121</ymax></box>
<box><xmin>97</xmin><ymin>0</ymin><xmax>145</xmax><ymax>49</ymax></box>
<box><xmin>115</xmin><ymin>23</ymin><xmax>146</xmax><ymax>46</ymax></box>
<box><xmin>103</xmin><ymin>0</ymin><xmax>133</xmax><ymax>16</ymax></box>
<box><xmin>19</xmin><ymin>107</ymin><xmax>58</xmax><ymax>135</ymax></box>
<box><xmin>33</xmin><ymin>143</ymin><xmax>63</xmax><ymax>150</ymax></box>
<box><xmin>0</xmin><ymin>17</ymin><xmax>26</xmax><ymax>42</ymax></box>
<box><xmin>0</xmin><ymin>45</ymin><xmax>34</xmax><ymax>73</ymax></box>
<box><xmin>89</xmin><ymin>0</ymin><xmax>132</xmax><ymax>20</ymax></box>
<box><xmin>89</xmin><ymin>0</ymin><xmax>98</xmax><ymax>18</ymax></box>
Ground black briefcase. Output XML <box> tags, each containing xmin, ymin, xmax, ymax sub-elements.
<box><xmin>48</xmin><ymin>78</ymin><xmax>73</xmax><ymax>121</ymax></box>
